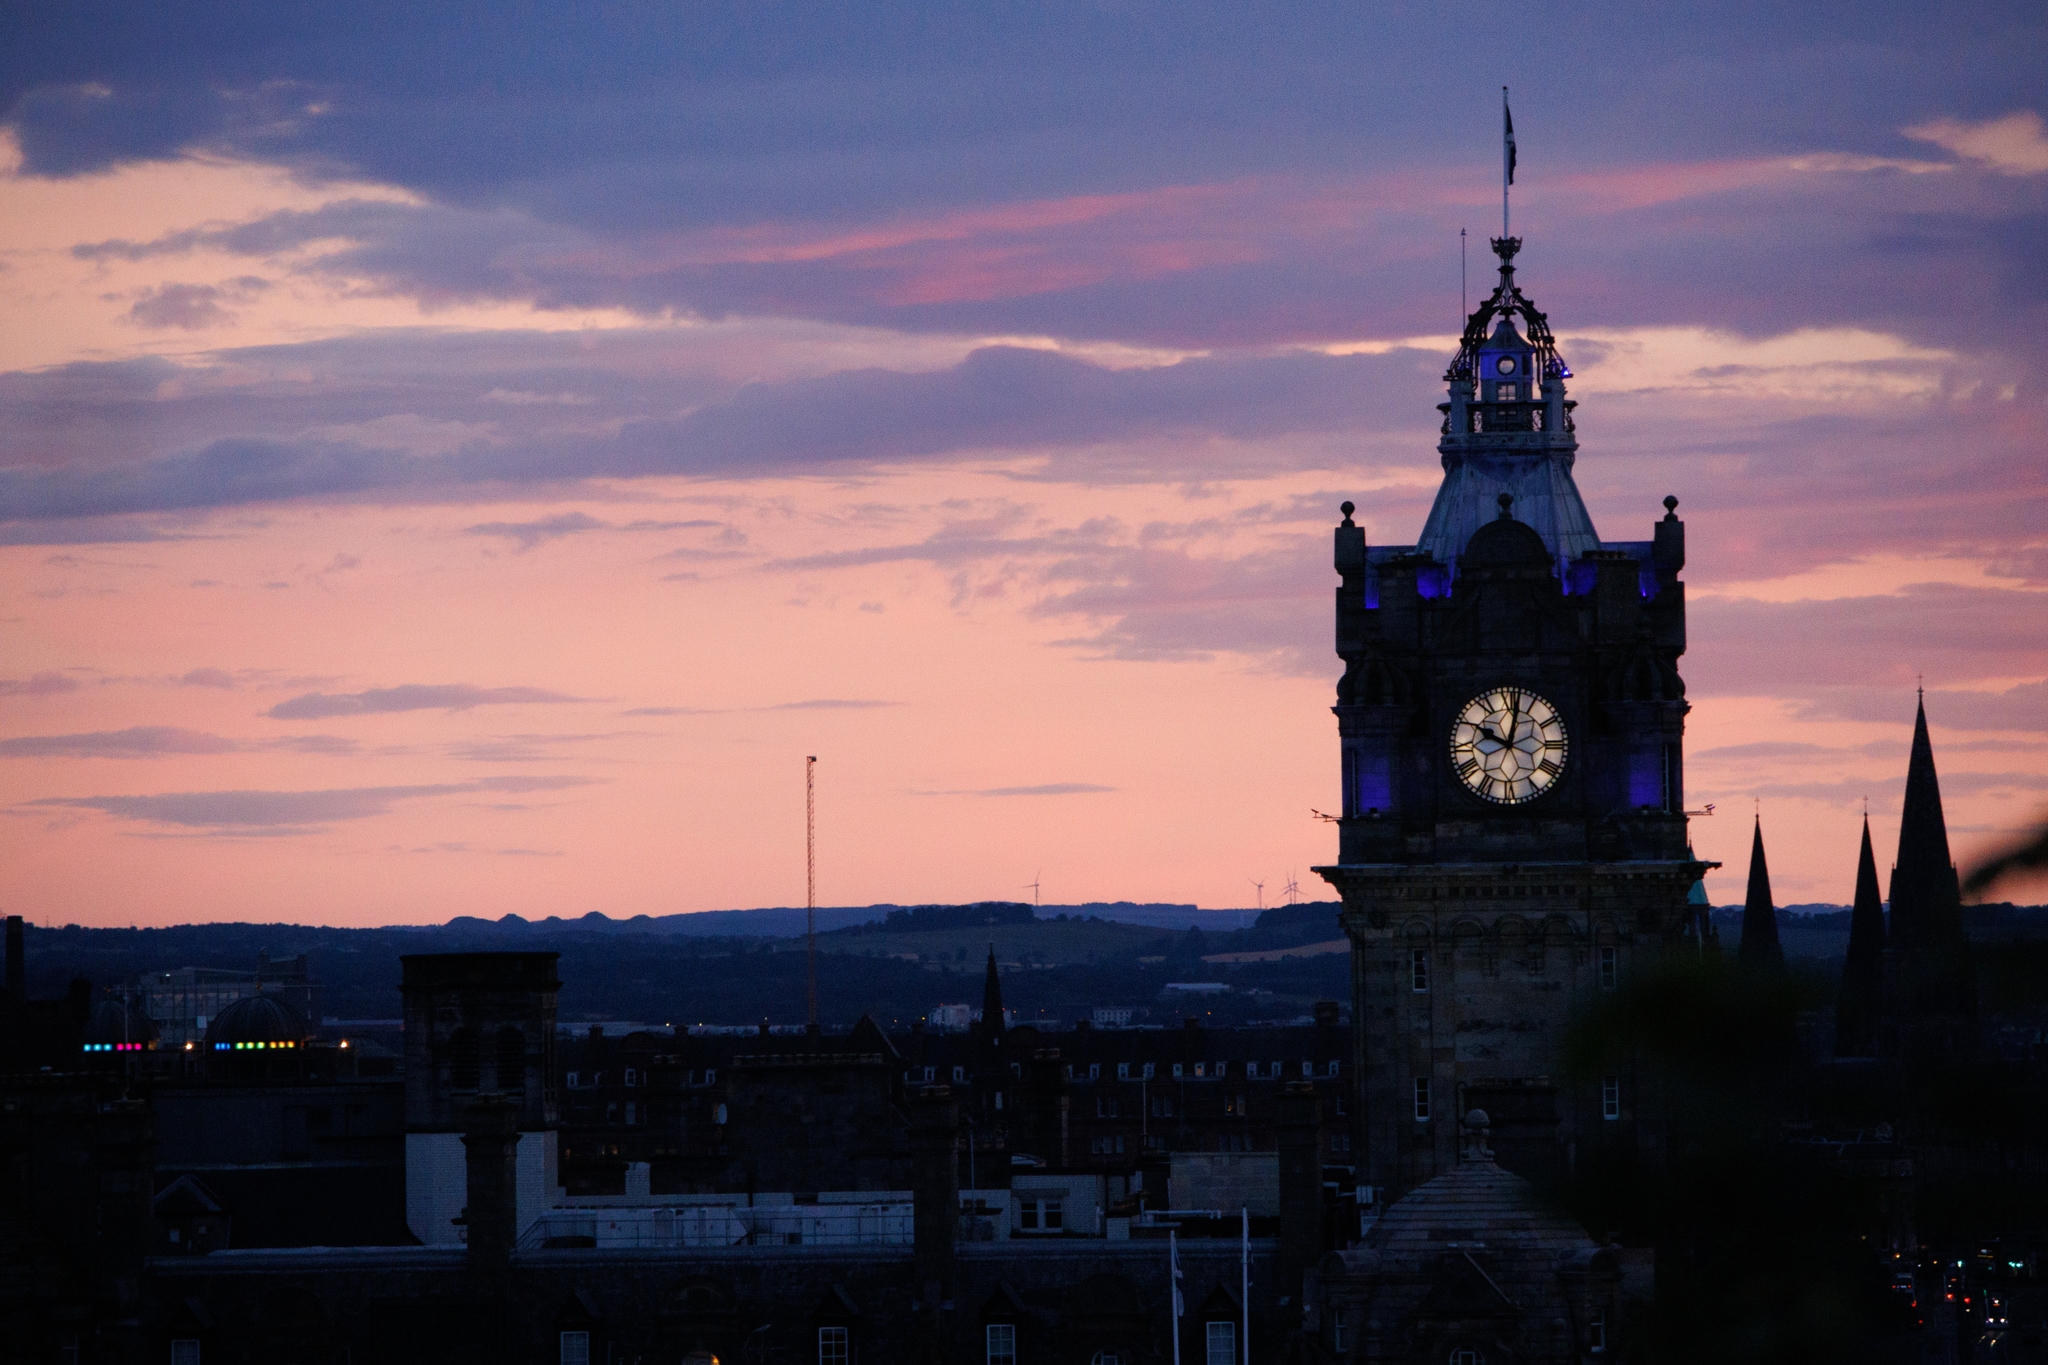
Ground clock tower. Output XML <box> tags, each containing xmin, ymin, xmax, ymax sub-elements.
<box><xmin>1315</xmin><ymin>235</ymin><xmax>1714</xmax><ymax>1206</ymax></box>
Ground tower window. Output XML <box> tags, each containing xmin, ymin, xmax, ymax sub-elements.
<box><xmin>1117</xmin><ymin>1062</ymin><xmax>1130</xmax><ymax>1080</ymax></box>
<box><xmin>1173</xmin><ymin>1064</ymin><xmax>1184</xmax><ymax>1078</ymax></box>
<box><xmin>449</xmin><ymin>1028</ymin><xmax>480</xmax><ymax>1091</ymax></box>
<box><xmin>1089</xmin><ymin>1063</ymin><xmax>1101</xmax><ymax>1079</ymax></box>
<box><xmin>495</xmin><ymin>1027</ymin><xmax>526</xmax><ymax>1093</ymax></box>
<box><xmin>560</xmin><ymin>1331</ymin><xmax>590</xmax><ymax>1365</ymax></box>
<box><xmin>1590</xmin><ymin>1306</ymin><xmax>1607</xmax><ymax>1353</ymax></box>
<box><xmin>1662</xmin><ymin>743</ymin><xmax>1681</xmax><ymax>813</ymax></box>
<box><xmin>1342</xmin><ymin>748</ymin><xmax>1359</xmax><ymax>819</ymax></box>
<box><xmin>923</xmin><ymin>1066</ymin><xmax>937</xmax><ymax>1083</ymax></box>
<box><xmin>1206</xmin><ymin>1320</ymin><xmax>1237</xmax><ymax>1365</ymax></box>
<box><xmin>819</xmin><ymin>1325</ymin><xmax>849</xmax><ymax>1365</ymax></box>
<box><xmin>1411</xmin><ymin>949</ymin><xmax>1430</xmax><ymax>993</ymax></box>
<box><xmin>1413</xmin><ymin>1077</ymin><xmax>1431</xmax><ymax>1122</ymax></box>
<box><xmin>1602</xmin><ymin>1076</ymin><xmax>1621</xmax><ymax>1121</ymax></box>
<box><xmin>986</xmin><ymin>1323</ymin><xmax>1018</xmax><ymax>1365</ymax></box>
<box><xmin>1143</xmin><ymin>1063</ymin><xmax>1156</xmax><ymax>1080</ymax></box>
<box><xmin>1598</xmin><ymin>946</ymin><xmax>1618</xmax><ymax>990</ymax></box>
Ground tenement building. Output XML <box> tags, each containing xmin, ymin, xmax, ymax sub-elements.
<box><xmin>1315</xmin><ymin>233</ymin><xmax>1715</xmax><ymax>1204</ymax></box>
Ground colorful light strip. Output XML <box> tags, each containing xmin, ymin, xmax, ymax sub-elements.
<box><xmin>80</xmin><ymin>1042</ymin><xmax>153</xmax><ymax>1052</ymax></box>
<box><xmin>209</xmin><ymin>1039</ymin><xmax>299</xmax><ymax>1050</ymax></box>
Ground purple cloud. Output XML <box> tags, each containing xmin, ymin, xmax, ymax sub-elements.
<box><xmin>266</xmin><ymin>684</ymin><xmax>588</xmax><ymax>720</ymax></box>
<box><xmin>0</xmin><ymin>671</ymin><xmax>83</xmax><ymax>697</ymax></box>
<box><xmin>26</xmin><ymin>773</ymin><xmax>592</xmax><ymax>833</ymax></box>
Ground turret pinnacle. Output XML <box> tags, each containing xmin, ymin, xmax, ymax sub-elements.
<box><xmin>980</xmin><ymin>944</ymin><xmax>1006</xmax><ymax>1044</ymax></box>
<box><xmin>1834</xmin><ymin>816</ymin><xmax>1886</xmax><ymax>1056</ymax></box>
<box><xmin>1737</xmin><ymin>816</ymin><xmax>1784</xmax><ymax>967</ymax></box>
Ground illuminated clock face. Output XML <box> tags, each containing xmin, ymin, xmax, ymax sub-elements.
<box><xmin>1496</xmin><ymin>355</ymin><xmax>1517</xmax><ymax>374</ymax></box>
<box><xmin>1449</xmin><ymin>687</ymin><xmax>1568</xmax><ymax>804</ymax></box>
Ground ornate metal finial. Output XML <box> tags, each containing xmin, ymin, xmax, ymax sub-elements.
<box><xmin>1497</xmin><ymin>491</ymin><xmax>1514</xmax><ymax>519</ymax></box>
<box><xmin>1663</xmin><ymin>495</ymin><xmax>1679</xmax><ymax>519</ymax></box>
<box><xmin>1340</xmin><ymin>501</ymin><xmax>1356</xmax><ymax>526</ymax></box>
<box><xmin>1491</xmin><ymin>236</ymin><xmax>1521</xmax><ymax>265</ymax></box>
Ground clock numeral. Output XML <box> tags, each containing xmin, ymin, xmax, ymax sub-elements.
<box><xmin>1456</xmin><ymin>759</ymin><xmax>1480</xmax><ymax>780</ymax></box>
<box><xmin>1538</xmin><ymin>759</ymin><xmax>1562</xmax><ymax>777</ymax></box>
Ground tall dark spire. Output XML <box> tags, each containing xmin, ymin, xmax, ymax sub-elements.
<box><xmin>1834</xmin><ymin>816</ymin><xmax>1886</xmax><ymax>1056</ymax></box>
<box><xmin>980</xmin><ymin>945</ymin><xmax>1006</xmax><ymax>1044</ymax></box>
<box><xmin>1887</xmin><ymin>695</ymin><xmax>1976</xmax><ymax>1042</ymax></box>
<box><xmin>1737</xmin><ymin>816</ymin><xmax>1784</xmax><ymax>967</ymax></box>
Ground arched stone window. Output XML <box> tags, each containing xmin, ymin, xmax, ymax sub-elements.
<box><xmin>496</xmin><ymin>1026</ymin><xmax>527</xmax><ymax>1093</ymax></box>
<box><xmin>449</xmin><ymin>1028</ymin><xmax>481</xmax><ymax>1090</ymax></box>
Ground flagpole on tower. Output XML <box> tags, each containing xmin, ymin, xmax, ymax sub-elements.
<box><xmin>1502</xmin><ymin>86</ymin><xmax>1515</xmax><ymax>239</ymax></box>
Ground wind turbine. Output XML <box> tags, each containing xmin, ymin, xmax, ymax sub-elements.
<box><xmin>1023</xmin><ymin>872</ymin><xmax>1041</xmax><ymax>909</ymax></box>
<box><xmin>1248</xmin><ymin>878</ymin><xmax>1265</xmax><ymax>913</ymax></box>
<box><xmin>1282</xmin><ymin>872</ymin><xmax>1301</xmax><ymax>907</ymax></box>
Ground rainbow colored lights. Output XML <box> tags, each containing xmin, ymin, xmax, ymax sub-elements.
<box><xmin>81</xmin><ymin>1042</ymin><xmax>153</xmax><ymax>1052</ymax></box>
<box><xmin>211</xmin><ymin>1040</ymin><xmax>298</xmax><ymax>1050</ymax></box>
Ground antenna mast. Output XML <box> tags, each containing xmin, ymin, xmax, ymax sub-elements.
<box><xmin>806</xmin><ymin>755</ymin><xmax>818</xmax><ymax>1029</ymax></box>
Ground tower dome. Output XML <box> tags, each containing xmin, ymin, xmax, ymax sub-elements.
<box><xmin>205</xmin><ymin>992</ymin><xmax>307</xmax><ymax>1051</ymax></box>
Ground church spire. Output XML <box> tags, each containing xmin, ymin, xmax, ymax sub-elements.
<box><xmin>1887</xmin><ymin>694</ymin><xmax>1976</xmax><ymax>1042</ymax></box>
<box><xmin>980</xmin><ymin>944</ymin><xmax>1007</xmax><ymax>1044</ymax></box>
<box><xmin>1834</xmin><ymin>815</ymin><xmax>1886</xmax><ymax>1056</ymax></box>
<box><xmin>1737</xmin><ymin>815</ymin><xmax>1784</xmax><ymax>967</ymax></box>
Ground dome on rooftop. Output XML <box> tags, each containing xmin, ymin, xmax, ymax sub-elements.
<box><xmin>1461</xmin><ymin>508</ymin><xmax>1552</xmax><ymax>567</ymax></box>
<box><xmin>204</xmin><ymin>993</ymin><xmax>307</xmax><ymax>1047</ymax></box>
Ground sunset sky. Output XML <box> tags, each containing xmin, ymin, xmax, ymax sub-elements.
<box><xmin>2</xmin><ymin>3</ymin><xmax>2044</xmax><ymax>928</ymax></box>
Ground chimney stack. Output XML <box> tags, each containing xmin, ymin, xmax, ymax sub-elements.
<box><xmin>1278</xmin><ymin>1081</ymin><xmax>1326</xmax><ymax>1307</ymax></box>
<box><xmin>909</xmin><ymin>1085</ymin><xmax>960</xmax><ymax>1319</ymax></box>
<box><xmin>460</xmin><ymin>1096</ymin><xmax>522</xmax><ymax>1297</ymax></box>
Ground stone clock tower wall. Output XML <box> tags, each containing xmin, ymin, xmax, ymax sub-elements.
<box><xmin>1316</xmin><ymin>236</ymin><xmax>1713</xmax><ymax>1209</ymax></box>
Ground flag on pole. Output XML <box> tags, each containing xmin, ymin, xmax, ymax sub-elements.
<box><xmin>1171</xmin><ymin>1231</ymin><xmax>1185</xmax><ymax>1318</ymax></box>
<box><xmin>1504</xmin><ymin>92</ymin><xmax>1517</xmax><ymax>185</ymax></box>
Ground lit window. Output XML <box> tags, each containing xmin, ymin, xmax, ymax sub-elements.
<box><xmin>1411</xmin><ymin>949</ymin><xmax>1430</xmax><ymax>993</ymax></box>
<box><xmin>1598</xmin><ymin>946</ymin><xmax>1618</xmax><ymax>990</ymax></box>
<box><xmin>1602</xmin><ymin>1077</ymin><xmax>1620</xmax><ymax>1121</ymax></box>
<box><xmin>171</xmin><ymin>1343</ymin><xmax>201</xmax><ymax>1365</ymax></box>
<box><xmin>560</xmin><ymin>1331</ymin><xmax>590</xmax><ymax>1365</ymax></box>
<box><xmin>1206</xmin><ymin>1320</ymin><xmax>1236</xmax><ymax>1365</ymax></box>
<box><xmin>1414</xmin><ymin>1077</ymin><xmax>1431</xmax><ymax>1122</ymax></box>
<box><xmin>819</xmin><ymin>1325</ymin><xmax>849</xmax><ymax>1365</ymax></box>
<box><xmin>1117</xmin><ymin>1063</ymin><xmax>1130</xmax><ymax>1080</ymax></box>
<box><xmin>987</xmin><ymin>1323</ymin><xmax>1018</xmax><ymax>1365</ymax></box>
